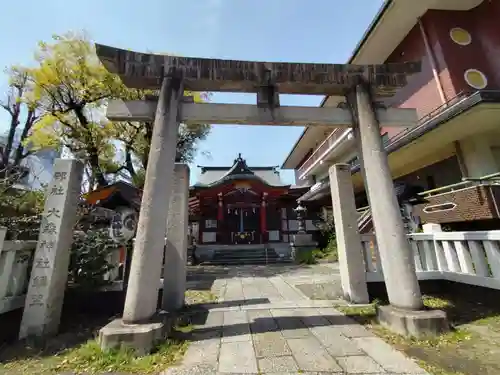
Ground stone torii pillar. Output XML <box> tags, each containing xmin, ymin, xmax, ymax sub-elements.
<box><xmin>347</xmin><ymin>82</ymin><xmax>422</xmax><ymax>310</ymax></box>
<box><xmin>346</xmin><ymin>81</ymin><xmax>448</xmax><ymax>337</ymax></box>
<box><xmin>162</xmin><ymin>163</ymin><xmax>190</xmax><ymax>311</ymax></box>
<box><xmin>122</xmin><ymin>75</ymin><xmax>184</xmax><ymax>323</ymax></box>
<box><xmin>99</xmin><ymin>73</ymin><xmax>184</xmax><ymax>354</ymax></box>
<box><xmin>328</xmin><ymin>163</ymin><xmax>369</xmax><ymax>304</ymax></box>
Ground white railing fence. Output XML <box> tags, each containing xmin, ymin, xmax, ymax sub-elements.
<box><xmin>0</xmin><ymin>227</ymin><xmax>125</xmax><ymax>315</ymax></box>
<box><xmin>0</xmin><ymin>227</ymin><xmax>37</xmax><ymax>314</ymax></box>
<box><xmin>361</xmin><ymin>231</ymin><xmax>500</xmax><ymax>290</ymax></box>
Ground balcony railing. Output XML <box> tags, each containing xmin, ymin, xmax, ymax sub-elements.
<box><xmin>297</xmin><ymin>128</ymin><xmax>351</xmax><ymax>179</ymax></box>
<box><xmin>382</xmin><ymin>90</ymin><xmax>472</xmax><ymax>149</ymax></box>
<box><xmin>411</xmin><ymin>172</ymin><xmax>500</xmax><ymax>224</ymax></box>
<box><xmin>414</xmin><ymin>184</ymin><xmax>500</xmax><ymax>224</ymax></box>
<box><xmin>349</xmin><ymin>90</ymin><xmax>485</xmax><ymax>172</ymax></box>
<box><xmin>418</xmin><ymin>172</ymin><xmax>500</xmax><ymax>198</ymax></box>
<box><xmin>298</xmin><ymin>90</ymin><xmax>477</xmax><ymax>180</ymax></box>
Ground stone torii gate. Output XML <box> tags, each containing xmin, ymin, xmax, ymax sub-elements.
<box><xmin>95</xmin><ymin>45</ymin><xmax>447</xmax><ymax>353</ymax></box>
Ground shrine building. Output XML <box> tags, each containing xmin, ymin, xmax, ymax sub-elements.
<box><xmin>189</xmin><ymin>154</ymin><xmax>321</xmax><ymax>260</ymax></box>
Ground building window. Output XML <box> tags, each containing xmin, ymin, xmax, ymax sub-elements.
<box><xmin>464</xmin><ymin>69</ymin><xmax>488</xmax><ymax>89</ymax></box>
<box><xmin>205</xmin><ymin>219</ymin><xmax>217</xmax><ymax>229</ymax></box>
<box><xmin>450</xmin><ymin>27</ymin><xmax>472</xmax><ymax>46</ymax></box>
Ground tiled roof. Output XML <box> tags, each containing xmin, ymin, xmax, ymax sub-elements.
<box><xmin>193</xmin><ymin>154</ymin><xmax>287</xmax><ymax>188</ymax></box>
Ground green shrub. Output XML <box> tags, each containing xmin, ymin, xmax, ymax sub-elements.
<box><xmin>296</xmin><ymin>249</ymin><xmax>317</xmax><ymax>264</ymax></box>
<box><xmin>309</xmin><ymin>233</ymin><xmax>339</xmax><ymax>263</ymax></box>
<box><xmin>69</xmin><ymin>228</ymin><xmax>117</xmax><ymax>290</ymax></box>
<box><xmin>312</xmin><ymin>248</ymin><xmax>324</xmax><ymax>259</ymax></box>
<box><xmin>324</xmin><ymin>233</ymin><xmax>339</xmax><ymax>261</ymax></box>
<box><xmin>312</xmin><ymin>210</ymin><xmax>338</xmax><ymax>262</ymax></box>
<box><xmin>1</xmin><ymin>213</ymin><xmax>119</xmax><ymax>289</ymax></box>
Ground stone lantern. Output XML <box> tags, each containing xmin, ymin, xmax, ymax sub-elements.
<box><xmin>290</xmin><ymin>202</ymin><xmax>316</xmax><ymax>263</ymax></box>
<box><xmin>294</xmin><ymin>202</ymin><xmax>307</xmax><ymax>234</ymax></box>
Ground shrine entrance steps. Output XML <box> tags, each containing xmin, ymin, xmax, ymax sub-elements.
<box><xmin>195</xmin><ymin>244</ymin><xmax>293</xmax><ymax>266</ymax></box>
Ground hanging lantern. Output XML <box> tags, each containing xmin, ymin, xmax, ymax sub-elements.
<box><xmin>109</xmin><ymin>206</ymin><xmax>138</xmax><ymax>244</ymax></box>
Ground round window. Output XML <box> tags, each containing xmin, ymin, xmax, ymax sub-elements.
<box><xmin>464</xmin><ymin>69</ymin><xmax>488</xmax><ymax>89</ymax></box>
<box><xmin>450</xmin><ymin>27</ymin><xmax>472</xmax><ymax>46</ymax></box>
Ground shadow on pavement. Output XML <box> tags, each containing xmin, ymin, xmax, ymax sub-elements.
<box><xmin>175</xmin><ymin>313</ymin><xmax>358</xmax><ymax>342</ymax></box>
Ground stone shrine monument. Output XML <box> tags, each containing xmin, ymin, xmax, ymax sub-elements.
<box><xmin>95</xmin><ymin>44</ymin><xmax>447</xmax><ymax>353</ymax></box>
<box><xmin>19</xmin><ymin>159</ymin><xmax>83</xmax><ymax>339</ymax></box>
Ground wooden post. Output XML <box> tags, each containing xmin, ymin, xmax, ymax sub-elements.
<box><xmin>217</xmin><ymin>193</ymin><xmax>223</xmax><ymax>243</ymax></box>
<box><xmin>261</xmin><ymin>193</ymin><xmax>268</xmax><ymax>243</ymax></box>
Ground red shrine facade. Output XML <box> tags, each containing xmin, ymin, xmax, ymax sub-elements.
<box><xmin>189</xmin><ymin>155</ymin><xmax>316</xmax><ymax>246</ymax></box>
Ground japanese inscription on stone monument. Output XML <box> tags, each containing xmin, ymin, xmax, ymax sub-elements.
<box><xmin>26</xmin><ymin>171</ymin><xmax>67</xmax><ymax>307</ymax></box>
<box><xmin>19</xmin><ymin>159</ymin><xmax>83</xmax><ymax>339</ymax></box>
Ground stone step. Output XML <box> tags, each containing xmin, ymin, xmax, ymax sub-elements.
<box><xmin>199</xmin><ymin>247</ymin><xmax>291</xmax><ymax>265</ymax></box>
<box><xmin>211</xmin><ymin>252</ymin><xmax>280</xmax><ymax>259</ymax></box>
<box><xmin>201</xmin><ymin>258</ymin><xmax>292</xmax><ymax>266</ymax></box>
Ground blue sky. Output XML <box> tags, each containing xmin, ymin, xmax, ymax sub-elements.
<box><xmin>0</xmin><ymin>0</ymin><xmax>383</xmax><ymax>184</ymax></box>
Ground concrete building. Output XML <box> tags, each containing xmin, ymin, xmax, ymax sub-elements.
<box><xmin>22</xmin><ymin>148</ymin><xmax>60</xmax><ymax>190</ymax></box>
<box><xmin>282</xmin><ymin>0</ymin><xmax>500</xmax><ymax>231</ymax></box>
<box><xmin>0</xmin><ymin>132</ymin><xmax>60</xmax><ymax>190</ymax></box>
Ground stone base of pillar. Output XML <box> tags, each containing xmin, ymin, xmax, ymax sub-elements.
<box><xmin>291</xmin><ymin>233</ymin><xmax>317</xmax><ymax>263</ymax></box>
<box><xmin>98</xmin><ymin>312</ymin><xmax>174</xmax><ymax>356</ymax></box>
<box><xmin>376</xmin><ymin>305</ymin><xmax>449</xmax><ymax>338</ymax></box>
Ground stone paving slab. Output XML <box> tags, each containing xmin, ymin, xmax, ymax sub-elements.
<box><xmin>268</xmin><ymin>276</ymin><xmax>308</xmax><ymax>300</ymax></box>
<box><xmin>252</xmin><ymin>331</ymin><xmax>291</xmax><ymax>357</ymax></box>
<box><xmin>336</xmin><ymin>355</ymin><xmax>386</xmax><ymax>373</ymax></box>
<box><xmin>270</xmin><ymin>308</ymin><xmax>313</xmax><ymax>339</ymax></box>
<box><xmin>182</xmin><ymin>337</ymin><xmax>220</xmax><ymax>366</ymax></box>
<box><xmin>353</xmin><ymin>337</ymin><xmax>429</xmax><ymax>374</ymax></box>
<box><xmin>222</xmin><ymin>311</ymin><xmax>251</xmax><ymax>342</ymax></box>
<box><xmin>218</xmin><ymin>341</ymin><xmax>258</xmax><ymax>373</ymax></box>
<box><xmin>201</xmin><ymin>300</ymin><xmax>341</xmax><ymax>312</ymax></box>
<box><xmin>287</xmin><ymin>336</ymin><xmax>344</xmax><ymax>372</ymax></box>
<box><xmin>257</xmin><ymin>355</ymin><xmax>300</xmax><ymax>373</ymax></box>
<box><xmin>167</xmin><ymin>265</ymin><xmax>428</xmax><ymax>375</ymax></box>
<box><xmin>310</xmin><ymin>325</ymin><xmax>365</xmax><ymax>357</ymax></box>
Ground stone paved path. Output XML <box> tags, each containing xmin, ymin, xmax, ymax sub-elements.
<box><xmin>162</xmin><ymin>264</ymin><xmax>428</xmax><ymax>375</ymax></box>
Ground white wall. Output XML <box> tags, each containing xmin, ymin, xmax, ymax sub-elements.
<box><xmin>459</xmin><ymin>133</ymin><xmax>500</xmax><ymax>178</ymax></box>
<box><xmin>315</xmin><ymin>148</ymin><xmax>359</xmax><ymax>182</ymax></box>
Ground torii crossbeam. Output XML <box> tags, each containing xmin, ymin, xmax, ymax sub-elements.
<box><xmin>96</xmin><ymin>44</ymin><xmax>420</xmax><ymax>96</ymax></box>
<box><xmin>106</xmin><ymin>100</ymin><xmax>418</xmax><ymax>127</ymax></box>
<box><xmin>96</xmin><ymin>44</ymin><xmax>421</xmax><ymax>127</ymax></box>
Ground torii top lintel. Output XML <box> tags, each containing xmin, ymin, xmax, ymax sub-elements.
<box><xmin>95</xmin><ymin>44</ymin><xmax>421</xmax><ymax>98</ymax></box>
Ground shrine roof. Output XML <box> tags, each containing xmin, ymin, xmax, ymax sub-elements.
<box><xmin>193</xmin><ymin>154</ymin><xmax>287</xmax><ymax>189</ymax></box>
<box><xmin>83</xmin><ymin>180</ymin><xmax>142</xmax><ymax>209</ymax></box>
